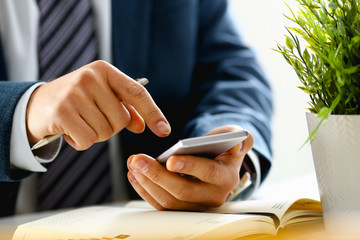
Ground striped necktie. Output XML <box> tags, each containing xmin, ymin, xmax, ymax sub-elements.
<box><xmin>37</xmin><ymin>0</ymin><xmax>112</xmax><ymax>211</ymax></box>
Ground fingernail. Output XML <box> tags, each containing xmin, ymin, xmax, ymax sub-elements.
<box><xmin>128</xmin><ymin>156</ymin><xmax>136</xmax><ymax>172</ymax></box>
<box><xmin>128</xmin><ymin>161</ymin><xmax>137</xmax><ymax>173</ymax></box>
<box><xmin>156</xmin><ymin>121</ymin><xmax>171</xmax><ymax>135</ymax></box>
<box><xmin>173</xmin><ymin>160</ymin><xmax>184</xmax><ymax>171</ymax></box>
<box><xmin>133</xmin><ymin>159</ymin><xmax>149</xmax><ymax>173</ymax></box>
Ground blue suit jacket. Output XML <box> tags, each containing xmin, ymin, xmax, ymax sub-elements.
<box><xmin>0</xmin><ymin>0</ymin><xmax>272</xmax><ymax>215</ymax></box>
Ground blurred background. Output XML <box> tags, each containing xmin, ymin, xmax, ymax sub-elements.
<box><xmin>229</xmin><ymin>0</ymin><xmax>316</xmax><ymax>185</ymax></box>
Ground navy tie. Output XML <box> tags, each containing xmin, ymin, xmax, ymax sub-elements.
<box><xmin>37</xmin><ymin>0</ymin><xmax>112</xmax><ymax>211</ymax></box>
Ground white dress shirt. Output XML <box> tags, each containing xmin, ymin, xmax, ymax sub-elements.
<box><xmin>0</xmin><ymin>0</ymin><xmax>114</xmax><ymax>213</ymax></box>
<box><xmin>0</xmin><ymin>0</ymin><xmax>112</xmax><ymax>171</ymax></box>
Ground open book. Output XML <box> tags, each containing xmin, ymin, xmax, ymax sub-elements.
<box><xmin>12</xmin><ymin>198</ymin><xmax>323</xmax><ymax>240</ymax></box>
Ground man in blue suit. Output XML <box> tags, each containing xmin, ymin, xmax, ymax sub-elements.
<box><xmin>0</xmin><ymin>0</ymin><xmax>272</xmax><ymax>216</ymax></box>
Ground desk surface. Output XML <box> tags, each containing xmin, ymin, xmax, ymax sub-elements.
<box><xmin>0</xmin><ymin>173</ymin><xmax>323</xmax><ymax>240</ymax></box>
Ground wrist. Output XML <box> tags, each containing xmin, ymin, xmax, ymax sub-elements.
<box><xmin>26</xmin><ymin>83</ymin><xmax>47</xmax><ymax>143</ymax></box>
<box><xmin>226</xmin><ymin>150</ymin><xmax>261</xmax><ymax>201</ymax></box>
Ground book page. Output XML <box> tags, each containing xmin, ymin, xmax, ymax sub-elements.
<box><xmin>12</xmin><ymin>206</ymin><xmax>274</xmax><ymax>240</ymax></box>
<box><xmin>288</xmin><ymin>198</ymin><xmax>322</xmax><ymax>211</ymax></box>
<box><xmin>208</xmin><ymin>198</ymin><xmax>321</xmax><ymax>221</ymax></box>
<box><xmin>126</xmin><ymin>198</ymin><xmax>322</xmax><ymax>231</ymax></box>
<box><xmin>126</xmin><ymin>198</ymin><xmax>321</xmax><ymax>224</ymax></box>
<box><xmin>124</xmin><ymin>200</ymin><xmax>154</xmax><ymax>209</ymax></box>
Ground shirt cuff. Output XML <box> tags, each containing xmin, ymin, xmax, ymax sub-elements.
<box><xmin>245</xmin><ymin>149</ymin><xmax>261</xmax><ymax>197</ymax></box>
<box><xmin>227</xmin><ymin>149</ymin><xmax>261</xmax><ymax>201</ymax></box>
<box><xmin>10</xmin><ymin>83</ymin><xmax>62</xmax><ymax>172</ymax></box>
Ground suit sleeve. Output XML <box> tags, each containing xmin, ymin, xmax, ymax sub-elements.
<box><xmin>0</xmin><ymin>81</ymin><xmax>37</xmax><ymax>181</ymax></box>
<box><xmin>182</xmin><ymin>0</ymin><xmax>273</xmax><ymax>182</ymax></box>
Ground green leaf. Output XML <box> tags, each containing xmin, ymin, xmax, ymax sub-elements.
<box><xmin>342</xmin><ymin>65</ymin><xmax>360</xmax><ymax>75</ymax></box>
<box><xmin>328</xmin><ymin>2</ymin><xmax>338</xmax><ymax>10</ymax></box>
<box><xmin>287</xmin><ymin>27</ymin><xmax>307</xmax><ymax>37</ymax></box>
<box><xmin>301</xmin><ymin>2</ymin><xmax>320</xmax><ymax>10</ymax></box>
<box><xmin>317</xmin><ymin>106</ymin><xmax>331</xmax><ymax>119</ymax></box>
<box><xmin>303</xmin><ymin>48</ymin><xmax>311</xmax><ymax>63</ymax></box>
<box><xmin>298</xmin><ymin>86</ymin><xmax>317</xmax><ymax>94</ymax></box>
<box><xmin>285</xmin><ymin>36</ymin><xmax>294</xmax><ymax>50</ymax></box>
<box><xmin>329</xmin><ymin>94</ymin><xmax>341</xmax><ymax>111</ymax></box>
<box><xmin>274</xmin><ymin>0</ymin><xmax>360</xmax><ymax>129</ymax></box>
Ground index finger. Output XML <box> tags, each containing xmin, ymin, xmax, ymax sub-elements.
<box><xmin>100</xmin><ymin>62</ymin><xmax>171</xmax><ymax>137</ymax></box>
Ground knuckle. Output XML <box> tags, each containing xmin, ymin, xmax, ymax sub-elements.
<box><xmin>80</xmin><ymin>142</ymin><xmax>92</xmax><ymax>151</ymax></box>
<box><xmin>173</xmin><ymin>184</ymin><xmax>192</xmax><ymax>201</ymax></box>
<box><xmin>209</xmin><ymin>198</ymin><xmax>224</xmax><ymax>208</ymax></box>
<box><xmin>114</xmin><ymin>121</ymin><xmax>128</xmax><ymax>134</ymax></box>
<box><xmin>205</xmin><ymin>164</ymin><xmax>220</xmax><ymax>182</ymax></box>
<box><xmin>76</xmin><ymin>68</ymin><xmax>96</xmax><ymax>85</ymax></box>
<box><xmin>61</xmin><ymin>89</ymin><xmax>80</xmax><ymax>105</ymax></box>
<box><xmin>72</xmin><ymin>145</ymin><xmax>84</xmax><ymax>151</ymax></box>
<box><xmin>84</xmin><ymin>133</ymin><xmax>97</xmax><ymax>147</ymax></box>
<box><xmin>73</xmin><ymin>69</ymin><xmax>102</xmax><ymax>92</ymax></box>
<box><xmin>76</xmin><ymin>141</ymin><xmax>91</xmax><ymax>151</ymax></box>
<box><xmin>147</xmin><ymin>108</ymin><xmax>162</xmax><ymax>118</ymax></box>
<box><xmin>125</xmin><ymin>82</ymin><xmax>147</xmax><ymax>99</ymax></box>
<box><xmin>150</xmin><ymin>169</ymin><xmax>163</xmax><ymax>183</ymax></box>
<box><xmin>158</xmin><ymin>198</ymin><xmax>177</xmax><ymax>210</ymax></box>
<box><xmin>120</xmin><ymin>109</ymin><xmax>131</xmax><ymax>129</ymax></box>
<box><xmin>98</xmin><ymin>126</ymin><xmax>114</xmax><ymax>141</ymax></box>
<box><xmin>153</xmin><ymin>203</ymin><xmax>166</xmax><ymax>211</ymax></box>
<box><xmin>92</xmin><ymin>59</ymin><xmax>108</xmax><ymax>68</ymax></box>
<box><xmin>109</xmin><ymin>105</ymin><xmax>131</xmax><ymax>133</ymax></box>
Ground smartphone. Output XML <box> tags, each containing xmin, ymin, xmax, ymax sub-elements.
<box><xmin>156</xmin><ymin>130</ymin><xmax>248</xmax><ymax>163</ymax></box>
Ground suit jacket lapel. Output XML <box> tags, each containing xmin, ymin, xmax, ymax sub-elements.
<box><xmin>111</xmin><ymin>0</ymin><xmax>152</xmax><ymax>78</ymax></box>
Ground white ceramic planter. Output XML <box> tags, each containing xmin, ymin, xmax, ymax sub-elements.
<box><xmin>306</xmin><ymin>112</ymin><xmax>360</xmax><ymax>234</ymax></box>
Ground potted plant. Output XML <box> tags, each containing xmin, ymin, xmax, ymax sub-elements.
<box><xmin>276</xmin><ymin>0</ymin><xmax>360</xmax><ymax>234</ymax></box>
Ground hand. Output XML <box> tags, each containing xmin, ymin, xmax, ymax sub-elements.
<box><xmin>127</xmin><ymin>125</ymin><xmax>254</xmax><ymax>211</ymax></box>
<box><xmin>26</xmin><ymin>60</ymin><xmax>171</xmax><ymax>150</ymax></box>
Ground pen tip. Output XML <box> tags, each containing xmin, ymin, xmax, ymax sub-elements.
<box><xmin>136</xmin><ymin>78</ymin><xmax>149</xmax><ymax>86</ymax></box>
<box><xmin>31</xmin><ymin>140</ymin><xmax>45</xmax><ymax>150</ymax></box>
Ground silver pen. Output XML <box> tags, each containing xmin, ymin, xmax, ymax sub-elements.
<box><xmin>31</xmin><ymin>78</ymin><xmax>149</xmax><ymax>150</ymax></box>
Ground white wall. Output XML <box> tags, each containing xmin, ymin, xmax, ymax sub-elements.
<box><xmin>228</xmin><ymin>0</ymin><xmax>316</xmax><ymax>184</ymax></box>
